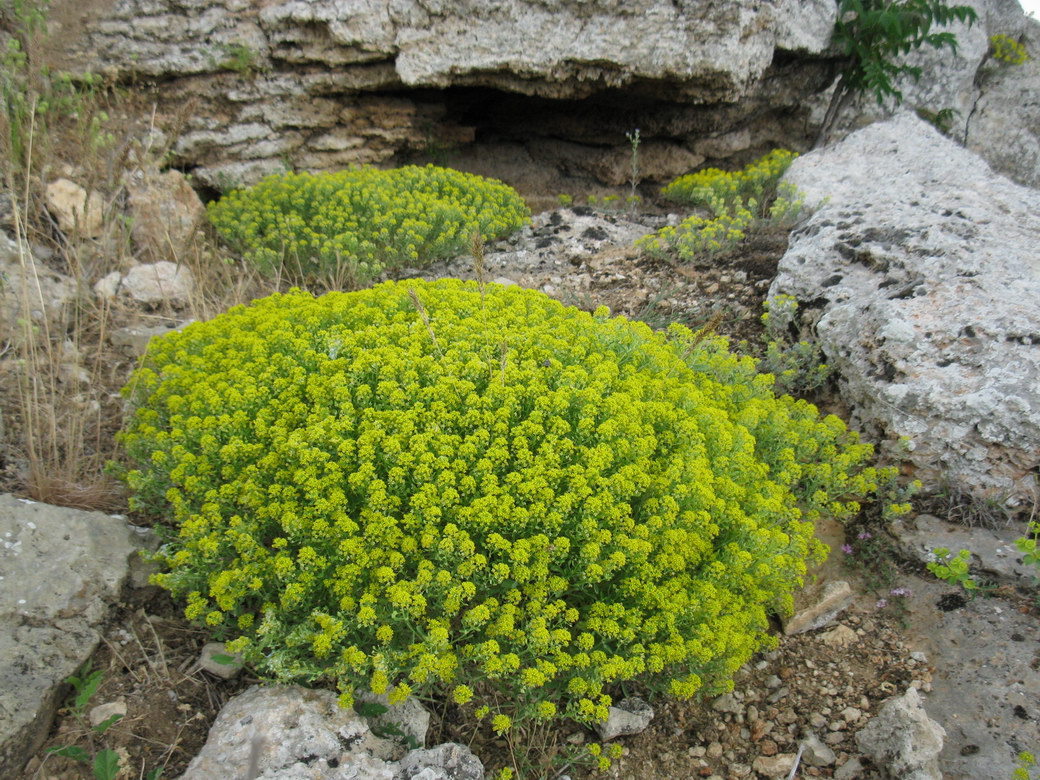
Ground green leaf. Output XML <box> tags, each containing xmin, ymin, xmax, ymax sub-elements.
<box><xmin>145</xmin><ymin>769</ymin><xmax>164</xmax><ymax>780</ymax></box>
<box><xmin>211</xmin><ymin>653</ymin><xmax>238</xmax><ymax>665</ymax></box>
<box><xmin>355</xmin><ymin>700</ymin><xmax>389</xmax><ymax>717</ymax></box>
<box><xmin>93</xmin><ymin>749</ymin><xmax>121</xmax><ymax>780</ymax></box>
<box><xmin>93</xmin><ymin>713</ymin><xmax>123</xmax><ymax>735</ymax></box>
<box><xmin>74</xmin><ymin>670</ymin><xmax>105</xmax><ymax>713</ymax></box>
<box><xmin>46</xmin><ymin>745</ymin><xmax>90</xmax><ymax>763</ymax></box>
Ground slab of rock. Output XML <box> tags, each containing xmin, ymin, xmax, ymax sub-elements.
<box><xmin>771</xmin><ymin>112</ymin><xmax>1040</xmax><ymax>502</ymax></box>
<box><xmin>126</xmin><ymin>168</ymin><xmax>206</xmax><ymax>260</ymax></box>
<box><xmin>752</xmin><ymin>752</ymin><xmax>797</xmax><ymax>777</ymax></box>
<box><xmin>896</xmin><ymin>572</ymin><xmax>1040</xmax><ymax>779</ymax></box>
<box><xmin>855</xmin><ymin>688</ymin><xmax>945</xmax><ymax>780</ymax></box>
<box><xmin>801</xmin><ymin>733</ymin><xmax>837</xmax><ymax>767</ymax></box>
<box><xmin>110</xmin><ymin>321</ymin><xmax>191</xmax><ymax>357</ymax></box>
<box><xmin>892</xmin><ymin>513</ymin><xmax>1035</xmax><ymax>587</ymax></box>
<box><xmin>199</xmin><ymin>642</ymin><xmax>244</xmax><ymax>680</ymax></box>
<box><xmin>181</xmin><ymin>685</ymin><xmax>483</xmax><ymax>779</ymax></box>
<box><xmin>100</xmin><ymin>261</ymin><xmax>195</xmax><ymax>306</ymax></box>
<box><xmin>783</xmin><ymin>580</ymin><xmax>853</xmax><ymax>635</ymax></box>
<box><xmin>0</xmin><ymin>495</ymin><xmax>146</xmax><ymax>777</ymax></box>
<box><xmin>45</xmin><ymin>178</ymin><xmax>104</xmax><ymax>238</ymax></box>
<box><xmin>594</xmin><ymin>696</ymin><xmax>654</xmax><ymax>742</ymax></box>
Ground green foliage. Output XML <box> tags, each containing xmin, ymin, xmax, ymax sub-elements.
<box><xmin>212</xmin><ymin>42</ymin><xmax>264</xmax><ymax>74</ymax></box>
<box><xmin>45</xmin><ymin>664</ymin><xmax>141</xmax><ymax>780</ymax></box>
<box><xmin>758</xmin><ymin>295</ymin><xmax>833</xmax><ymax>395</ymax></box>
<box><xmin>1014</xmin><ymin>750</ymin><xmax>1037</xmax><ymax>780</ymax></box>
<box><xmin>927</xmin><ymin>547</ymin><xmax>981</xmax><ymax>594</ymax></box>
<box><xmin>118</xmin><ymin>279</ymin><xmax>895</xmax><ymax>736</ymax></box>
<box><xmin>556</xmin><ymin>193</ymin><xmax>573</xmax><ymax>207</ymax></box>
<box><xmin>990</xmin><ymin>34</ymin><xmax>1030</xmax><ymax>66</ymax></box>
<box><xmin>0</xmin><ymin>0</ymin><xmax>112</xmax><ymax>183</ymax></box>
<box><xmin>206</xmin><ymin>165</ymin><xmax>530</xmax><ymax>285</ymax></box>
<box><xmin>638</xmin><ymin>150</ymin><xmax>805</xmax><ymax>263</ymax></box>
<box><xmin>832</xmin><ymin>0</ymin><xmax>979</xmax><ymax>106</ymax></box>
<box><xmin>915</xmin><ymin>106</ymin><xmax>959</xmax><ymax>135</ymax></box>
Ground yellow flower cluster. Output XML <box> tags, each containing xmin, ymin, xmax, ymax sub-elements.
<box><xmin>639</xmin><ymin>150</ymin><xmax>805</xmax><ymax>263</ymax></box>
<box><xmin>207</xmin><ymin>165</ymin><xmax>530</xmax><ymax>284</ymax></box>
<box><xmin>990</xmin><ymin>34</ymin><xmax>1030</xmax><ymax>65</ymax></box>
<box><xmin>119</xmin><ymin>279</ymin><xmax>889</xmax><ymax>731</ymax></box>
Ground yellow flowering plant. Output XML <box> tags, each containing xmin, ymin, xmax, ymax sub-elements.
<box><xmin>118</xmin><ymin>279</ymin><xmax>895</xmax><ymax>735</ymax></box>
<box><xmin>207</xmin><ymin>165</ymin><xmax>530</xmax><ymax>284</ymax></box>
<box><xmin>639</xmin><ymin>150</ymin><xmax>805</xmax><ymax>263</ymax></box>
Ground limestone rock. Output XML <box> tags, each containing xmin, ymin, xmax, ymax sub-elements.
<box><xmin>0</xmin><ymin>495</ymin><xmax>145</xmax><ymax>776</ymax></box>
<box><xmin>770</xmin><ymin>112</ymin><xmax>1040</xmax><ymax>502</ymax></box>
<box><xmin>199</xmin><ymin>642</ymin><xmax>244</xmax><ymax>680</ymax></box>
<box><xmin>783</xmin><ymin>580</ymin><xmax>853</xmax><ymax>635</ymax></box>
<box><xmin>120</xmin><ymin>262</ymin><xmax>195</xmax><ymax>306</ymax></box>
<box><xmin>110</xmin><ymin>321</ymin><xmax>190</xmax><ymax>357</ymax></box>
<box><xmin>181</xmin><ymin>685</ymin><xmax>483</xmax><ymax>779</ymax></box>
<box><xmin>891</xmin><ymin>513</ymin><xmax>1034</xmax><ymax>587</ymax></box>
<box><xmin>818</xmin><ymin>624</ymin><xmax>857</xmax><ymax>649</ymax></box>
<box><xmin>801</xmin><ymin>733</ymin><xmax>837</xmax><ymax>767</ymax></box>
<box><xmin>45</xmin><ymin>179</ymin><xmax>104</xmax><ymax>238</ymax></box>
<box><xmin>356</xmin><ymin>690</ymin><xmax>431</xmax><ymax>749</ymax></box>
<box><xmin>89</xmin><ymin>700</ymin><xmax>127</xmax><ymax>729</ymax></box>
<box><xmin>594</xmin><ymin>696</ymin><xmax>654</xmax><ymax>741</ymax></box>
<box><xmin>126</xmin><ymin>168</ymin><xmax>206</xmax><ymax>259</ymax></box>
<box><xmin>968</xmin><ymin>14</ymin><xmax>1040</xmax><ymax>189</ymax></box>
<box><xmin>855</xmin><ymin>688</ymin><xmax>945</xmax><ymax>780</ymax></box>
<box><xmin>393</xmin><ymin>742</ymin><xmax>485</xmax><ymax>780</ymax></box>
<box><xmin>752</xmin><ymin>753</ymin><xmax>797</xmax><ymax>777</ymax></box>
<box><xmin>46</xmin><ymin>181</ymin><xmax>100</xmax><ymax>236</ymax></box>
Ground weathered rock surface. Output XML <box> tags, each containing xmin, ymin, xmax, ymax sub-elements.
<box><xmin>51</xmin><ymin>0</ymin><xmax>839</xmax><ymax>189</ymax></box>
<box><xmin>45</xmin><ymin>178</ymin><xmax>104</xmax><ymax>238</ymax></box>
<box><xmin>594</xmin><ymin>696</ymin><xmax>655</xmax><ymax>742</ymax></box>
<box><xmin>820</xmin><ymin>0</ymin><xmax>1040</xmax><ymax>190</ymax></box>
<box><xmin>783</xmin><ymin>580</ymin><xmax>853</xmax><ymax>635</ymax></box>
<box><xmin>895</xmin><ymin>572</ymin><xmax>1040</xmax><ymax>780</ymax></box>
<box><xmin>96</xmin><ymin>261</ymin><xmax>196</xmax><ymax>306</ymax></box>
<box><xmin>0</xmin><ymin>495</ymin><xmax>147</xmax><ymax>776</ymax></box>
<box><xmin>771</xmin><ymin>112</ymin><xmax>1040</xmax><ymax>502</ymax></box>
<box><xmin>126</xmin><ymin>168</ymin><xmax>206</xmax><ymax>260</ymax></box>
<box><xmin>181</xmin><ymin>685</ymin><xmax>483</xmax><ymax>779</ymax></box>
<box><xmin>855</xmin><ymin>688</ymin><xmax>946</xmax><ymax>780</ymax></box>
<box><xmin>892</xmin><ymin>513</ymin><xmax>1035</xmax><ymax>587</ymax></box>
<box><xmin>110</xmin><ymin>321</ymin><xmax>191</xmax><ymax>357</ymax></box>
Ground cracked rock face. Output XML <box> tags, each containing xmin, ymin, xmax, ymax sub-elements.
<box><xmin>770</xmin><ymin>112</ymin><xmax>1040</xmax><ymax>502</ymax></box>
<box><xmin>180</xmin><ymin>685</ymin><xmax>483</xmax><ymax>780</ymax></box>
<box><xmin>51</xmin><ymin>0</ymin><xmax>836</xmax><ymax>189</ymax></box>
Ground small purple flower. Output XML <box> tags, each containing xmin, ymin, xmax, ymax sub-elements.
<box><xmin>876</xmin><ymin>598</ymin><xmax>888</xmax><ymax>609</ymax></box>
<box><xmin>890</xmin><ymin>587</ymin><xmax>911</xmax><ymax>597</ymax></box>
<box><xmin>857</xmin><ymin>531</ymin><xmax>873</xmax><ymax>540</ymax></box>
<box><xmin>842</xmin><ymin>544</ymin><xmax>854</xmax><ymax>555</ymax></box>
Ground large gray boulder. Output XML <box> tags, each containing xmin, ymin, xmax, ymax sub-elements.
<box><xmin>770</xmin><ymin>112</ymin><xmax>1040</xmax><ymax>501</ymax></box>
<box><xmin>181</xmin><ymin>685</ymin><xmax>483</xmax><ymax>779</ymax></box>
<box><xmin>0</xmin><ymin>495</ymin><xmax>148</xmax><ymax>776</ymax></box>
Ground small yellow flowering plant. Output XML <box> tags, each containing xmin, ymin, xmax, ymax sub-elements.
<box><xmin>118</xmin><ymin>279</ymin><xmax>894</xmax><ymax>735</ymax></box>
<box><xmin>207</xmin><ymin>165</ymin><xmax>530</xmax><ymax>284</ymax></box>
<box><xmin>638</xmin><ymin>149</ymin><xmax>805</xmax><ymax>263</ymax></box>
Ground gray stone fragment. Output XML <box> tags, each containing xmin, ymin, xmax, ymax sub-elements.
<box><xmin>833</xmin><ymin>756</ymin><xmax>864</xmax><ymax>779</ymax></box>
<box><xmin>199</xmin><ymin>642</ymin><xmax>244</xmax><ymax>680</ymax></box>
<box><xmin>393</xmin><ymin>742</ymin><xmax>484</xmax><ymax>780</ymax></box>
<box><xmin>89</xmin><ymin>700</ymin><xmax>127</xmax><ymax>729</ymax></box>
<box><xmin>110</xmin><ymin>322</ymin><xmax>190</xmax><ymax>357</ymax></box>
<box><xmin>594</xmin><ymin>696</ymin><xmax>654</xmax><ymax>741</ymax></box>
<box><xmin>0</xmin><ymin>495</ymin><xmax>144</xmax><ymax>777</ymax></box>
<box><xmin>783</xmin><ymin>580</ymin><xmax>853</xmax><ymax>635</ymax></box>
<box><xmin>801</xmin><ymin>732</ymin><xmax>837</xmax><ymax>767</ymax></box>
<box><xmin>121</xmin><ymin>262</ymin><xmax>195</xmax><ymax>306</ymax></box>
<box><xmin>855</xmin><ymin>688</ymin><xmax>945</xmax><ymax>780</ymax></box>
